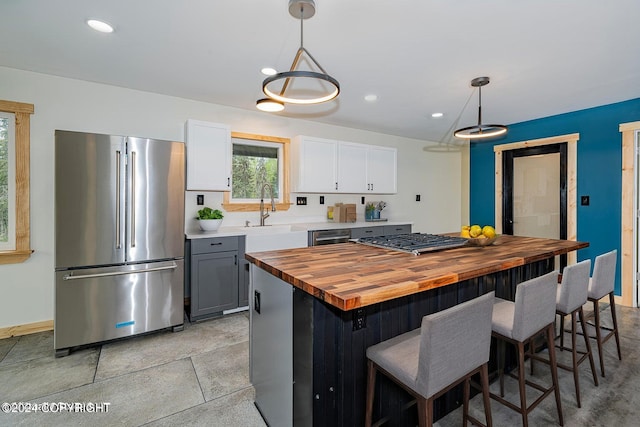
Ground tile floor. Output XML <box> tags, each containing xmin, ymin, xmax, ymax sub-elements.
<box><xmin>0</xmin><ymin>304</ymin><xmax>638</xmax><ymax>426</ymax></box>
<box><xmin>0</xmin><ymin>311</ymin><xmax>266</xmax><ymax>427</ymax></box>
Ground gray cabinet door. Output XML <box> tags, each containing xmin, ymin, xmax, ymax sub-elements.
<box><xmin>383</xmin><ymin>224</ymin><xmax>412</xmax><ymax>235</ymax></box>
<box><xmin>351</xmin><ymin>226</ymin><xmax>385</xmax><ymax>239</ymax></box>
<box><xmin>191</xmin><ymin>251</ymin><xmax>238</xmax><ymax>319</ymax></box>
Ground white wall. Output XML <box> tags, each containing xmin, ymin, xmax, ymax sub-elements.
<box><xmin>0</xmin><ymin>66</ymin><xmax>465</xmax><ymax>328</ymax></box>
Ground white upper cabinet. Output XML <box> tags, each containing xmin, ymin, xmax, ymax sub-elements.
<box><xmin>367</xmin><ymin>145</ymin><xmax>397</xmax><ymax>194</ymax></box>
<box><xmin>291</xmin><ymin>136</ymin><xmax>338</xmax><ymax>193</ymax></box>
<box><xmin>185</xmin><ymin>120</ymin><xmax>231</xmax><ymax>191</ymax></box>
<box><xmin>337</xmin><ymin>142</ymin><xmax>368</xmax><ymax>193</ymax></box>
<box><xmin>292</xmin><ymin>136</ymin><xmax>397</xmax><ymax>194</ymax></box>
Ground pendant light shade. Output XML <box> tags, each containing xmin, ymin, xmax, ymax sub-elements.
<box><xmin>256</xmin><ymin>0</ymin><xmax>339</xmax><ymax>112</ymax></box>
<box><xmin>454</xmin><ymin>77</ymin><xmax>507</xmax><ymax>140</ymax></box>
<box><xmin>256</xmin><ymin>98</ymin><xmax>285</xmax><ymax>112</ymax></box>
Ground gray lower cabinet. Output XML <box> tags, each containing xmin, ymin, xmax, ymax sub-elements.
<box><xmin>383</xmin><ymin>224</ymin><xmax>412</xmax><ymax>235</ymax></box>
<box><xmin>188</xmin><ymin>235</ymin><xmax>246</xmax><ymax>321</ymax></box>
<box><xmin>350</xmin><ymin>226</ymin><xmax>385</xmax><ymax>239</ymax></box>
<box><xmin>348</xmin><ymin>224</ymin><xmax>413</xmax><ymax>239</ymax></box>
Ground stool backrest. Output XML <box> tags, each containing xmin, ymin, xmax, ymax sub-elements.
<box><xmin>557</xmin><ymin>259</ymin><xmax>591</xmax><ymax>313</ymax></box>
<box><xmin>512</xmin><ymin>271</ymin><xmax>559</xmax><ymax>342</ymax></box>
<box><xmin>417</xmin><ymin>291</ymin><xmax>494</xmax><ymax>398</ymax></box>
<box><xmin>589</xmin><ymin>250</ymin><xmax>617</xmax><ymax>300</ymax></box>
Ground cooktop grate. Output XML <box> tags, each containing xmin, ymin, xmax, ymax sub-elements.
<box><xmin>356</xmin><ymin>233</ymin><xmax>468</xmax><ymax>255</ymax></box>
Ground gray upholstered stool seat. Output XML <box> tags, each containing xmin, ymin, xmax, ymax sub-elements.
<box><xmin>365</xmin><ymin>292</ymin><xmax>495</xmax><ymax>427</ymax></box>
<box><xmin>586</xmin><ymin>250</ymin><xmax>621</xmax><ymax>377</ymax></box>
<box><xmin>490</xmin><ymin>271</ymin><xmax>564</xmax><ymax>427</ymax></box>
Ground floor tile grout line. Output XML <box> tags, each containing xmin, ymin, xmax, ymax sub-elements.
<box><xmin>189</xmin><ymin>356</ymin><xmax>207</xmax><ymax>403</ymax></box>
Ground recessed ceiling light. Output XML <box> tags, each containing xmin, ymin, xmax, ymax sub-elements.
<box><xmin>364</xmin><ymin>94</ymin><xmax>378</xmax><ymax>102</ymax></box>
<box><xmin>431</xmin><ymin>112</ymin><xmax>444</xmax><ymax>118</ymax></box>
<box><xmin>87</xmin><ymin>19</ymin><xmax>114</xmax><ymax>33</ymax></box>
<box><xmin>261</xmin><ymin>67</ymin><xmax>277</xmax><ymax>76</ymax></box>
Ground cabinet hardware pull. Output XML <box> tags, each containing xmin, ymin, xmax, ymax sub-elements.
<box><xmin>335</xmin><ymin>182</ymin><xmax>338</xmax><ymax>190</ymax></box>
<box><xmin>210</xmin><ymin>242</ymin><xmax>223</xmax><ymax>246</ymax></box>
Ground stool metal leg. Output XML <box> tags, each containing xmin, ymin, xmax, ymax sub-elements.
<box><xmin>570</xmin><ymin>311</ymin><xmax>581</xmax><ymax>407</ymax></box>
<box><xmin>517</xmin><ymin>341</ymin><xmax>528</xmax><ymax>427</ymax></box>
<box><xmin>579</xmin><ymin>306</ymin><xmax>599</xmax><ymax>388</ymax></box>
<box><xmin>547</xmin><ymin>323</ymin><xmax>564</xmax><ymax>426</ymax></box>
<box><xmin>592</xmin><ymin>299</ymin><xmax>606</xmax><ymax>377</ymax></box>
<box><xmin>365</xmin><ymin>360</ymin><xmax>376</xmax><ymax>427</ymax></box>
<box><xmin>609</xmin><ymin>292</ymin><xmax>622</xmax><ymax>361</ymax></box>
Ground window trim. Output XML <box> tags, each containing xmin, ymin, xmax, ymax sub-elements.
<box><xmin>223</xmin><ymin>132</ymin><xmax>291</xmax><ymax>212</ymax></box>
<box><xmin>0</xmin><ymin>100</ymin><xmax>34</xmax><ymax>264</ymax></box>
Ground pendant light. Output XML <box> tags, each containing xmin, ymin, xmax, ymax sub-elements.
<box><xmin>256</xmin><ymin>0</ymin><xmax>340</xmax><ymax>111</ymax></box>
<box><xmin>454</xmin><ymin>77</ymin><xmax>507</xmax><ymax>140</ymax></box>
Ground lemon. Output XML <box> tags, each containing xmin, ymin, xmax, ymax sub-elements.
<box><xmin>482</xmin><ymin>225</ymin><xmax>496</xmax><ymax>239</ymax></box>
<box><xmin>460</xmin><ymin>229</ymin><xmax>471</xmax><ymax>238</ymax></box>
<box><xmin>461</xmin><ymin>225</ymin><xmax>471</xmax><ymax>231</ymax></box>
<box><xmin>469</xmin><ymin>225</ymin><xmax>482</xmax><ymax>238</ymax></box>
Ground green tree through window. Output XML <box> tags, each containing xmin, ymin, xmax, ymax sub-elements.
<box><xmin>0</xmin><ymin>116</ymin><xmax>9</xmax><ymax>243</ymax></box>
<box><xmin>231</xmin><ymin>141</ymin><xmax>280</xmax><ymax>200</ymax></box>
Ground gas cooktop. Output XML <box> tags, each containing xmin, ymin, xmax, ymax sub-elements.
<box><xmin>356</xmin><ymin>233</ymin><xmax>468</xmax><ymax>255</ymax></box>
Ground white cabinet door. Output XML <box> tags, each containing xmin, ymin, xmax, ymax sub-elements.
<box><xmin>185</xmin><ymin>120</ymin><xmax>231</xmax><ymax>191</ymax></box>
<box><xmin>291</xmin><ymin>136</ymin><xmax>338</xmax><ymax>193</ymax></box>
<box><xmin>337</xmin><ymin>142</ymin><xmax>368</xmax><ymax>193</ymax></box>
<box><xmin>367</xmin><ymin>146</ymin><xmax>397</xmax><ymax>194</ymax></box>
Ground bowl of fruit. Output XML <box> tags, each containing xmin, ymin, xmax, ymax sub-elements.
<box><xmin>461</xmin><ymin>225</ymin><xmax>498</xmax><ymax>246</ymax></box>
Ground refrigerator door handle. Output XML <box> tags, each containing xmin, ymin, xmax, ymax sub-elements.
<box><xmin>130</xmin><ymin>150</ymin><xmax>136</xmax><ymax>248</ymax></box>
<box><xmin>115</xmin><ymin>150</ymin><xmax>122</xmax><ymax>249</ymax></box>
<box><xmin>62</xmin><ymin>262</ymin><xmax>178</xmax><ymax>281</ymax></box>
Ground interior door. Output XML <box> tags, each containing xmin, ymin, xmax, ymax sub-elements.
<box><xmin>503</xmin><ymin>143</ymin><xmax>567</xmax><ymax>266</ymax></box>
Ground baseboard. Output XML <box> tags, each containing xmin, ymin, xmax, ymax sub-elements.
<box><xmin>0</xmin><ymin>319</ymin><xmax>54</xmax><ymax>340</ymax></box>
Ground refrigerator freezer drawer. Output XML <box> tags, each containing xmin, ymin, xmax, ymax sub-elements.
<box><xmin>54</xmin><ymin>260</ymin><xmax>184</xmax><ymax>351</ymax></box>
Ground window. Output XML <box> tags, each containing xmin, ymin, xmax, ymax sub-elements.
<box><xmin>0</xmin><ymin>100</ymin><xmax>34</xmax><ymax>264</ymax></box>
<box><xmin>0</xmin><ymin>111</ymin><xmax>16</xmax><ymax>250</ymax></box>
<box><xmin>223</xmin><ymin>132</ymin><xmax>291</xmax><ymax>212</ymax></box>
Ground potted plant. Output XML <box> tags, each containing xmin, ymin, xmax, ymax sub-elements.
<box><xmin>365</xmin><ymin>202</ymin><xmax>376</xmax><ymax>220</ymax></box>
<box><xmin>197</xmin><ymin>207</ymin><xmax>224</xmax><ymax>231</ymax></box>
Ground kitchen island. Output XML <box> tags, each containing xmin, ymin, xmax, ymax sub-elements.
<box><xmin>246</xmin><ymin>235</ymin><xmax>588</xmax><ymax>426</ymax></box>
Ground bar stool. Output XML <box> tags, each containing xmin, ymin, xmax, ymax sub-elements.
<box><xmin>532</xmin><ymin>260</ymin><xmax>598</xmax><ymax>408</ymax></box>
<box><xmin>491</xmin><ymin>271</ymin><xmax>563</xmax><ymax>427</ymax></box>
<box><xmin>365</xmin><ymin>292</ymin><xmax>495</xmax><ymax>427</ymax></box>
<box><xmin>587</xmin><ymin>250</ymin><xmax>621</xmax><ymax>377</ymax></box>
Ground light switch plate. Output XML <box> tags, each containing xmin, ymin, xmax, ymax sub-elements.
<box><xmin>296</xmin><ymin>196</ymin><xmax>307</xmax><ymax>205</ymax></box>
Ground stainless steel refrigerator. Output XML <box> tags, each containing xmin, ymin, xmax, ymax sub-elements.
<box><xmin>54</xmin><ymin>130</ymin><xmax>185</xmax><ymax>357</ymax></box>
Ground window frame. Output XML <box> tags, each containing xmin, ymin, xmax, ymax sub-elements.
<box><xmin>0</xmin><ymin>100</ymin><xmax>34</xmax><ymax>264</ymax></box>
<box><xmin>0</xmin><ymin>111</ymin><xmax>16</xmax><ymax>250</ymax></box>
<box><xmin>223</xmin><ymin>132</ymin><xmax>291</xmax><ymax>212</ymax></box>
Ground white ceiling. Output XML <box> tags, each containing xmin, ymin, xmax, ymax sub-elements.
<box><xmin>2</xmin><ymin>0</ymin><xmax>639</xmax><ymax>142</ymax></box>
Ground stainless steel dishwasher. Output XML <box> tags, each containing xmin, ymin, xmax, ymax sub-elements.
<box><xmin>308</xmin><ymin>228</ymin><xmax>352</xmax><ymax>246</ymax></box>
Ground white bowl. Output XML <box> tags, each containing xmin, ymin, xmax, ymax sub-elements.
<box><xmin>198</xmin><ymin>219</ymin><xmax>223</xmax><ymax>231</ymax></box>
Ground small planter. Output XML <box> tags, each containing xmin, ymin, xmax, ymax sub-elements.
<box><xmin>198</xmin><ymin>219</ymin><xmax>223</xmax><ymax>232</ymax></box>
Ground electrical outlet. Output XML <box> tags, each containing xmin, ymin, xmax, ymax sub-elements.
<box><xmin>353</xmin><ymin>308</ymin><xmax>366</xmax><ymax>331</ymax></box>
<box><xmin>197</xmin><ymin>194</ymin><xmax>204</xmax><ymax>205</ymax></box>
<box><xmin>320</xmin><ymin>196</ymin><xmax>324</xmax><ymax>205</ymax></box>
<box><xmin>361</xmin><ymin>196</ymin><xmax>365</xmax><ymax>205</ymax></box>
<box><xmin>296</xmin><ymin>196</ymin><xmax>307</xmax><ymax>205</ymax></box>
<box><xmin>581</xmin><ymin>195</ymin><xmax>590</xmax><ymax>206</ymax></box>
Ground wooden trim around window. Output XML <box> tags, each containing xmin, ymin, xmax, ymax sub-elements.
<box><xmin>0</xmin><ymin>100</ymin><xmax>34</xmax><ymax>264</ymax></box>
<box><xmin>222</xmin><ymin>132</ymin><xmax>292</xmax><ymax>212</ymax></box>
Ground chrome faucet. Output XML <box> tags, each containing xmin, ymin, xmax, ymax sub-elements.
<box><xmin>259</xmin><ymin>183</ymin><xmax>276</xmax><ymax>226</ymax></box>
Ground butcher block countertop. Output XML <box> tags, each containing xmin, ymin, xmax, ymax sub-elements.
<box><xmin>245</xmin><ymin>234</ymin><xmax>588</xmax><ymax>311</ymax></box>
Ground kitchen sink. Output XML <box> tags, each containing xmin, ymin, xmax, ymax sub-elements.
<box><xmin>222</xmin><ymin>224</ymin><xmax>308</xmax><ymax>252</ymax></box>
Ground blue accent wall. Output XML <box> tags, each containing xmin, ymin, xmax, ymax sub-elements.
<box><xmin>470</xmin><ymin>98</ymin><xmax>640</xmax><ymax>296</ymax></box>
